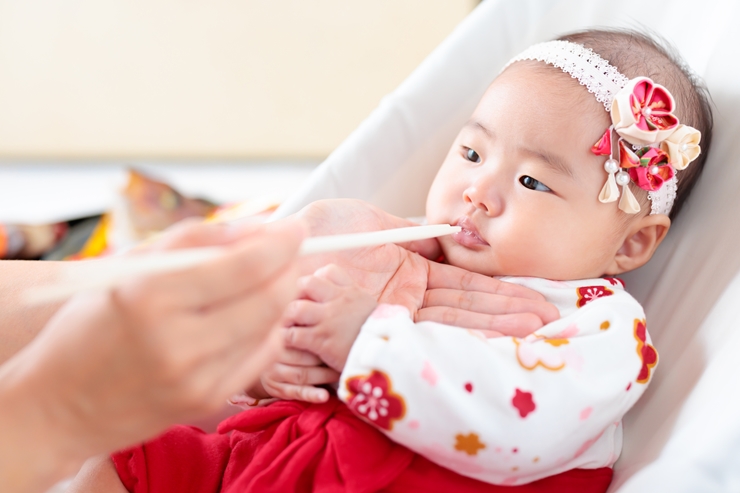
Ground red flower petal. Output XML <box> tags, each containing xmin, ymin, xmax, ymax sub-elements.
<box><xmin>642</xmin><ymin>344</ymin><xmax>658</xmax><ymax>366</ymax></box>
<box><xmin>634</xmin><ymin>319</ymin><xmax>658</xmax><ymax>384</ymax></box>
<box><xmin>619</xmin><ymin>140</ymin><xmax>640</xmax><ymax>169</ymax></box>
<box><xmin>591</xmin><ymin>129</ymin><xmax>612</xmax><ymax>156</ymax></box>
<box><xmin>648</xmin><ymin>86</ymin><xmax>675</xmax><ymax>114</ymax></box>
<box><xmin>633</xmin><ymin>79</ymin><xmax>650</xmax><ymax>104</ymax></box>
<box><xmin>656</xmin><ymin>165</ymin><xmax>674</xmax><ymax>182</ymax></box>
<box><xmin>635</xmin><ymin>320</ymin><xmax>647</xmax><ymax>343</ymax></box>
<box><xmin>639</xmin><ymin>147</ymin><xmax>669</xmax><ymax>167</ymax></box>
<box><xmin>629</xmin><ymin>166</ymin><xmax>667</xmax><ymax>192</ymax></box>
<box><xmin>604</xmin><ymin>277</ymin><xmax>625</xmax><ymax>288</ymax></box>
<box><xmin>630</xmin><ymin>80</ymin><xmax>653</xmax><ymax>130</ymax></box>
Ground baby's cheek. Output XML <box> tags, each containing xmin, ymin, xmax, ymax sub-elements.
<box><xmin>425</xmin><ymin>170</ymin><xmax>460</xmax><ymax>219</ymax></box>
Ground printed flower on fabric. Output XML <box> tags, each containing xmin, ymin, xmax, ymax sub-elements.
<box><xmin>576</xmin><ymin>285</ymin><xmax>614</xmax><ymax>308</ymax></box>
<box><xmin>634</xmin><ymin>319</ymin><xmax>658</xmax><ymax>384</ymax></box>
<box><xmin>511</xmin><ymin>388</ymin><xmax>536</xmax><ymax>418</ymax></box>
<box><xmin>514</xmin><ymin>335</ymin><xmax>567</xmax><ymax>371</ymax></box>
<box><xmin>661</xmin><ymin>124</ymin><xmax>701</xmax><ymax>170</ymax></box>
<box><xmin>628</xmin><ymin>147</ymin><xmax>675</xmax><ymax>192</ymax></box>
<box><xmin>419</xmin><ymin>443</ymin><xmax>485</xmax><ymax>475</ymax></box>
<box><xmin>611</xmin><ymin>77</ymin><xmax>679</xmax><ymax>146</ymax></box>
<box><xmin>455</xmin><ymin>432</ymin><xmax>487</xmax><ymax>456</ymax></box>
<box><xmin>345</xmin><ymin>370</ymin><xmax>406</xmax><ymax>430</ymax></box>
<box><xmin>604</xmin><ymin>277</ymin><xmax>625</xmax><ymax>288</ymax></box>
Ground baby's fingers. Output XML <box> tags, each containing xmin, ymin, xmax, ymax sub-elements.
<box><xmin>313</xmin><ymin>264</ymin><xmax>354</xmax><ymax>287</ymax></box>
<box><xmin>277</xmin><ymin>348</ymin><xmax>323</xmax><ymax>366</ymax></box>
<box><xmin>266</xmin><ymin>383</ymin><xmax>330</xmax><ymax>403</ymax></box>
<box><xmin>283</xmin><ymin>300</ymin><xmax>324</xmax><ymax>327</ymax></box>
<box><xmin>282</xmin><ymin>326</ymin><xmax>321</xmax><ymax>353</ymax></box>
<box><xmin>269</xmin><ymin>362</ymin><xmax>340</xmax><ymax>387</ymax></box>
<box><xmin>296</xmin><ymin>274</ymin><xmax>341</xmax><ymax>302</ymax></box>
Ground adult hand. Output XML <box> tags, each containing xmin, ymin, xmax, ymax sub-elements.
<box><xmin>0</xmin><ymin>219</ymin><xmax>304</xmax><ymax>493</ymax></box>
<box><xmin>296</xmin><ymin>199</ymin><xmax>559</xmax><ymax>334</ymax></box>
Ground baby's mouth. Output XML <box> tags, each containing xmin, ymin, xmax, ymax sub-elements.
<box><xmin>451</xmin><ymin>217</ymin><xmax>490</xmax><ymax>247</ymax></box>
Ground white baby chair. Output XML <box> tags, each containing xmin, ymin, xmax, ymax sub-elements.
<box><xmin>272</xmin><ymin>0</ymin><xmax>740</xmax><ymax>490</ymax></box>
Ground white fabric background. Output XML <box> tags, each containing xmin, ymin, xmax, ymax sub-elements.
<box><xmin>273</xmin><ymin>0</ymin><xmax>740</xmax><ymax>490</ymax></box>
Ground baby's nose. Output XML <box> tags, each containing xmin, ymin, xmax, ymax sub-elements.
<box><xmin>462</xmin><ymin>184</ymin><xmax>503</xmax><ymax>216</ymax></box>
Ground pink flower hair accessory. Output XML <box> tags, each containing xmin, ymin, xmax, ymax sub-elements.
<box><xmin>507</xmin><ymin>40</ymin><xmax>702</xmax><ymax>216</ymax></box>
<box><xmin>611</xmin><ymin>77</ymin><xmax>679</xmax><ymax>146</ymax></box>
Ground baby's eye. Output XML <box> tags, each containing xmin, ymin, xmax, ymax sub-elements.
<box><xmin>464</xmin><ymin>148</ymin><xmax>481</xmax><ymax>163</ymax></box>
<box><xmin>519</xmin><ymin>175</ymin><xmax>551</xmax><ymax>192</ymax></box>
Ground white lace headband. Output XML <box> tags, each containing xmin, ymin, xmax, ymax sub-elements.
<box><xmin>505</xmin><ymin>40</ymin><xmax>701</xmax><ymax>216</ymax></box>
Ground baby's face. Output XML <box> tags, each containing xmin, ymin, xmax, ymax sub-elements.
<box><xmin>427</xmin><ymin>63</ymin><xmax>635</xmax><ymax>280</ymax></box>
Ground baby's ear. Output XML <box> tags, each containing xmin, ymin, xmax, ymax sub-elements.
<box><xmin>605</xmin><ymin>214</ymin><xmax>671</xmax><ymax>275</ymax></box>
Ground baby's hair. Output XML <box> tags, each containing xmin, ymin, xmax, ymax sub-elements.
<box><xmin>557</xmin><ymin>29</ymin><xmax>714</xmax><ymax>221</ymax></box>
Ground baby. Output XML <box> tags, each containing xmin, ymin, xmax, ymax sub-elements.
<box><xmin>71</xmin><ymin>29</ymin><xmax>712</xmax><ymax>492</ymax></box>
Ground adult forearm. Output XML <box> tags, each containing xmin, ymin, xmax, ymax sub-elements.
<box><xmin>0</xmin><ymin>351</ymin><xmax>86</xmax><ymax>493</ymax></box>
<box><xmin>0</xmin><ymin>261</ymin><xmax>63</xmax><ymax>364</ymax></box>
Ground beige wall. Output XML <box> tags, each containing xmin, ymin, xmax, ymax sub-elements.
<box><xmin>0</xmin><ymin>0</ymin><xmax>477</xmax><ymax>159</ymax></box>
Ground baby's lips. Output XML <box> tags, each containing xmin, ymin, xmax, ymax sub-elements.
<box><xmin>453</xmin><ymin>217</ymin><xmax>490</xmax><ymax>246</ymax></box>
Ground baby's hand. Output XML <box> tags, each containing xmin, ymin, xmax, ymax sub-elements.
<box><xmin>252</xmin><ymin>348</ymin><xmax>340</xmax><ymax>403</ymax></box>
<box><xmin>283</xmin><ymin>264</ymin><xmax>378</xmax><ymax>372</ymax></box>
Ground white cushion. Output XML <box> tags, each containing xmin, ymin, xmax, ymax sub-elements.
<box><xmin>273</xmin><ymin>0</ymin><xmax>740</xmax><ymax>490</ymax></box>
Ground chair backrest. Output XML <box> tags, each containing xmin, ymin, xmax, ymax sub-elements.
<box><xmin>274</xmin><ymin>0</ymin><xmax>740</xmax><ymax>490</ymax></box>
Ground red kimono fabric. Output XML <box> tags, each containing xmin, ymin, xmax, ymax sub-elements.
<box><xmin>112</xmin><ymin>397</ymin><xmax>613</xmax><ymax>493</ymax></box>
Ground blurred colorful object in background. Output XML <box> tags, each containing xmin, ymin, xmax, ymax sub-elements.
<box><xmin>0</xmin><ymin>222</ymin><xmax>68</xmax><ymax>259</ymax></box>
<box><xmin>1</xmin><ymin>168</ymin><xmax>278</xmax><ymax>261</ymax></box>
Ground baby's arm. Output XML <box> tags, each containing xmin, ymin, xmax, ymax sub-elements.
<box><xmin>332</xmin><ymin>288</ymin><xmax>652</xmax><ymax>486</ymax></box>
<box><xmin>277</xmin><ymin>266</ymin><xmax>652</xmax><ymax>485</ymax></box>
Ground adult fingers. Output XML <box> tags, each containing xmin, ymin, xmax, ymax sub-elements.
<box><xmin>423</xmin><ymin>289</ymin><xmax>560</xmax><ymax>325</ymax></box>
<box><xmin>196</xmin><ymin>264</ymin><xmax>300</xmax><ymax>353</ymax></box>
<box><xmin>313</xmin><ymin>264</ymin><xmax>353</xmax><ymax>287</ymax></box>
<box><xmin>216</xmin><ymin>329</ymin><xmax>284</xmax><ymax>399</ymax></box>
<box><xmin>476</xmin><ymin>329</ymin><xmax>505</xmax><ymax>338</ymax></box>
<box><xmin>365</xmin><ymin>214</ymin><xmax>444</xmax><ymax>260</ymax></box>
<box><xmin>282</xmin><ymin>300</ymin><xmax>324</xmax><ymax>327</ymax></box>
<box><xmin>145</xmin><ymin>220</ymin><xmax>265</xmax><ymax>252</ymax></box>
<box><xmin>426</xmin><ymin>262</ymin><xmax>548</xmax><ymax>303</ymax></box>
<box><xmin>415</xmin><ymin>307</ymin><xmax>545</xmax><ymax>337</ymax></box>
<box><xmin>144</xmin><ymin>219</ymin><xmax>306</xmax><ymax>309</ymax></box>
<box><xmin>167</xmin><ymin>325</ymin><xmax>284</xmax><ymax>417</ymax></box>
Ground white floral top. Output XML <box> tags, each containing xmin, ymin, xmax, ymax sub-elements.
<box><xmin>338</xmin><ymin>276</ymin><xmax>657</xmax><ymax>486</ymax></box>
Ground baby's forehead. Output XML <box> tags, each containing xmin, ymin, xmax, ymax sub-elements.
<box><xmin>472</xmin><ymin>64</ymin><xmax>608</xmax><ymax>141</ymax></box>
<box><xmin>490</xmin><ymin>61</ymin><xmax>601</xmax><ymax>106</ymax></box>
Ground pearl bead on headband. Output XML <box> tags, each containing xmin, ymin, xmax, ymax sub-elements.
<box><xmin>505</xmin><ymin>40</ymin><xmax>702</xmax><ymax>216</ymax></box>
